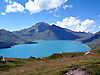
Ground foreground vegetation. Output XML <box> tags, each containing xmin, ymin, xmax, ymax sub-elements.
<box><xmin>0</xmin><ymin>51</ymin><xmax>100</xmax><ymax>75</ymax></box>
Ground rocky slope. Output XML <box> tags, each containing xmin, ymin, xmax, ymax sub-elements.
<box><xmin>0</xmin><ymin>29</ymin><xmax>25</xmax><ymax>49</ymax></box>
<box><xmin>81</xmin><ymin>31</ymin><xmax>100</xmax><ymax>49</ymax></box>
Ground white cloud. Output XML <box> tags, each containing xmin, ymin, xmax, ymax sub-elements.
<box><xmin>6</xmin><ymin>2</ymin><xmax>24</xmax><ymax>13</ymax></box>
<box><xmin>4</xmin><ymin>0</ymin><xmax>71</xmax><ymax>14</ymax></box>
<box><xmin>49</xmin><ymin>11</ymin><xmax>53</xmax><ymax>13</ymax></box>
<box><xmin>74</xmin><ymin>19</ymin><xmax>95</xmax><ymax>32</ymax></box>
<box><xmin>63</xmin><ymin>5</ymin><xmax>69</xmax><ymax>9</ymax></box>
<box><xmin>1</xmin><ymin>13</ymin><xmax>5</xmax><ymax>15</ymax></box>
<box><xmin>68</xmin><ymin>5</ymin><xmax>73</xmax><ymax>8</ymax></box>
<box><xmin>9</xmin><ymin>0</ymin><xmax>12</xmax><ymax>3</ymax></box>
<box><xmin>5</xmin><ymin>0</ymin><xmax>12</xmax><ymax>3</ymax></box>
<box><xmin>54</xmin><ymin>14</ymin><xmax>60</xmax><ymax>17</ymax></box>
<box><xmin>25</xmin><ymin>0</ymin><xmax>40</xmax><ymax>14</ymax></box>
<box><xmin>98</xmin><ymin>15</ymin><xmax>100</xmax><ymax>17</ymax></box>
<box><xmin>55</xmin><ymin>16</ymin><xmax>81</xmax><ymax>28</ymax></box>
<box><xmin>25</xmin><ymin>0</ymin><xmax>68</xmax><ymax>14</ymax></box>
<box><xmin>5</xmin><ymin>0</ymin><xmax>8</xmax><ymax>2</ymax></box>
<box><xmin>99</xmin><ymin>26</ymin><xmax>100</xmax><ymax>28</ymax></box>
<box><xmin>63</xmin><ymin>5</ymin><xmax>73</xmax><ymax>9</ymax></box>
<box><xmin>17</xmin><ymin>4</ymin><xmax>25</xmax><ymax>12</ymax></box>
<box><xmin>55</xmin><ymin>8</ymin><xmax>58</xmax><ymax>12</ymax></box>
<box><xmin>54</xmin><ymin>16</ymin><xmax>95</xmax><ymax>32</ymax></box>
<box><xmin>81</xmin><ymin>19</ymin><xmax>95</xmax><ymax>27</ymax></box>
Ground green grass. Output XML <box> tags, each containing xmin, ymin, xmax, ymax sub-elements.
<box><xmin>0</xmin><ymin>64</ymin><xmax>13</xmax><ymax>71</ymax></box>
<box><xmin>62</xmin><ymin>52</ymin><xmax>85</xmax><ymax>57</ymax></box>
<box><xmin>0</xmin><ymin>59</ymin><xmax>24</xmax><ymax>72</ymax></box>
<box><xmin>90</xmin><ymin>47</ymin><xmax>100</xmax><ymax>53</ymax></box>
<box><xmin>0</xmin><ymin>52</ymin><xmax>100</xmax><ymax>75</ymax></box>
<box><xmin>7</xmin><ymin>60</ymin><xmax>24</xmax><ymax>64</ymax></box>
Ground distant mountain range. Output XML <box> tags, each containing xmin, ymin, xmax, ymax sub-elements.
<box><xmin>0</xmin><ymin>22</ymin><xmax>100</xmax><ymax>49</ymax></box>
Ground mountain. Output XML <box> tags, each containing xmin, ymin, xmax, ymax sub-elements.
<box><xmin>0</xmin><ymin>42</ymin><xmax>17</xmax><ymax>49</ymax></box>
<box><xmin>13</xmin><ymin>22</ymin><xmax>57</xmax><ymax>40</ymax></box>
<box><xmin>81</xmin><ymin>31</ymin><xmax>100</xmax><ymax>49</ymax></box>
<box><xmin>13</xmin><ymin>22</ymin><xmax>89</xmax><ymax>41</ymax></box>
<box><xmin>86</xmin><ymin>32</ymin><xmax>93</xmax><ymax>36</ymax></box>
<box><xmin>0</xmin><ymin>22</ymin><xmax>91</xmax><ymax>49</ymax></box>
<box><xmin>0</xmin><ymin>29</ymin><xmax>25</xmax><ymax>42</ymax></box>
<box><xmin>0</xmin><ymin>29</ymin><xmax>26</xmax><ymax>49</ymax></box>
<box><xmin>64</xmin><ymin>29</ymin><xmax>89</xmax><ymax>38</ymax></box>
<box><xmin>90</xmin><ymin>47</ymin><xmax>100</xmax><ymax>53</ymax></box>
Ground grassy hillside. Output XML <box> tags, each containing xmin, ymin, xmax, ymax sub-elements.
<box><xmin>90</xmin><ymin>47</ymin><xmax>100</xmax><ymax>53</ymax></box>
<box><xmin>85</xmin><ymin>40</ymin><xmax>100</xmax><ymax>49</ymax></box>
<box><xmin>0</xmin><ymin>52</ymin><xmax>100</xmax><ymax>75</ymax></box>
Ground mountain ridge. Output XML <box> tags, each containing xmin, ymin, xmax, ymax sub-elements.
<box><xmin>81</xmin><ymin>31</ymin><xmax>100</xmax><ymax>49</ymax></box>
<box><xmin>13</xmin><ymin>22</ymin><xmax>89</xmax><ymax>41</ymax></box>
<box><xmin>0</xmin><ymin>29</ymin><xmax>25</xmax><ymax>42</ymax></box>
<box><xmin>0</xmin><ymin>29</ymin><xmax>26</xmax><ymax>49</ymax></box>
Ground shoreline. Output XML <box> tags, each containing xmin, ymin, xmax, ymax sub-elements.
<box><xmin>3</xmin><ymin>51</ymin><xmax>86</xmax><ymax>59</ymax></box>
<box><xmin>0</xmin><ymin>42</ymin><xmax>38</xmax><ymax>49</ymax></box>
<box><xmin>35</xmin><ymin>40</ymin><xmax>91</xmax><ymax>51</ymax></box>
<box><xmin>82</xmin><ymin>44</ymin><xmax>91</xmax><ymax>50</ymax></box>
<box><xmin>0</xmin><ymin>40</ymin><xmax>90</xmax><ymax>58</ymax></box>
<box><xmin>0</xmin><ymin>40</ymin><xmax>91</xmax><ymax>50</ymax></box>
<box><xmin>69</xmin><ymin>40</ymin><xmax>91</xmax><ymax>50</ymax></box>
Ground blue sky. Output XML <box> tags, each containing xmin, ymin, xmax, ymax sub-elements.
<box><xmin>0</xmin><ymin>0</ymin><xmax>100</xmax><ymax>33</ymax></box>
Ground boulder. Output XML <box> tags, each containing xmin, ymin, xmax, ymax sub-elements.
<box><xmin>0</xmin><ymin>56</ymin><xmax>6</xmax><ymax>64</ymax></box>
<box><xmin>49</xmin><ymin>53</ymin><xmax>63</xmax><ymax>59</ymax></box>
<box><xmin>0</xmin><ymin>56</ymin><xmax>3</xmax><ymax>60</ymax></box>
<box><xmin>71</xmin><ymin>55</ymin><xmax>74</xmax><ymax>58</ymax></box>
<box><xmin>85</xmin><ymin>51</ymin><xmax>90</xmax><ymax>55</ymax></box>
<box><xmin>29</xmin><ymin>56</ymin><xmax>35</xmax><ymax>59</ymax></box>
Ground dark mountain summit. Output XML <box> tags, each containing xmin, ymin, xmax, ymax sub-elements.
<box><xmin>13</xmin><ymin>22</ymin><xmax>56</xmax><ymax>40</ymax></box>
<box><xmin>50</xmin><ymin>24</ymin><xmax>80</xmax><ymax>40</ymax></box>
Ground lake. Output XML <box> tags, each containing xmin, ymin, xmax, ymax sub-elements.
<box><xmin>0</xmin><ymin>41</ymin><xmax>90</xmax><ymax>58</ymax></box>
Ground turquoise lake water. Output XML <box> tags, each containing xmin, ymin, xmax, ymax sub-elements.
<box><xmin>0</xmin><ymin>41</ymin><xmax>90</xmax><ymax>58</ymax></box>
